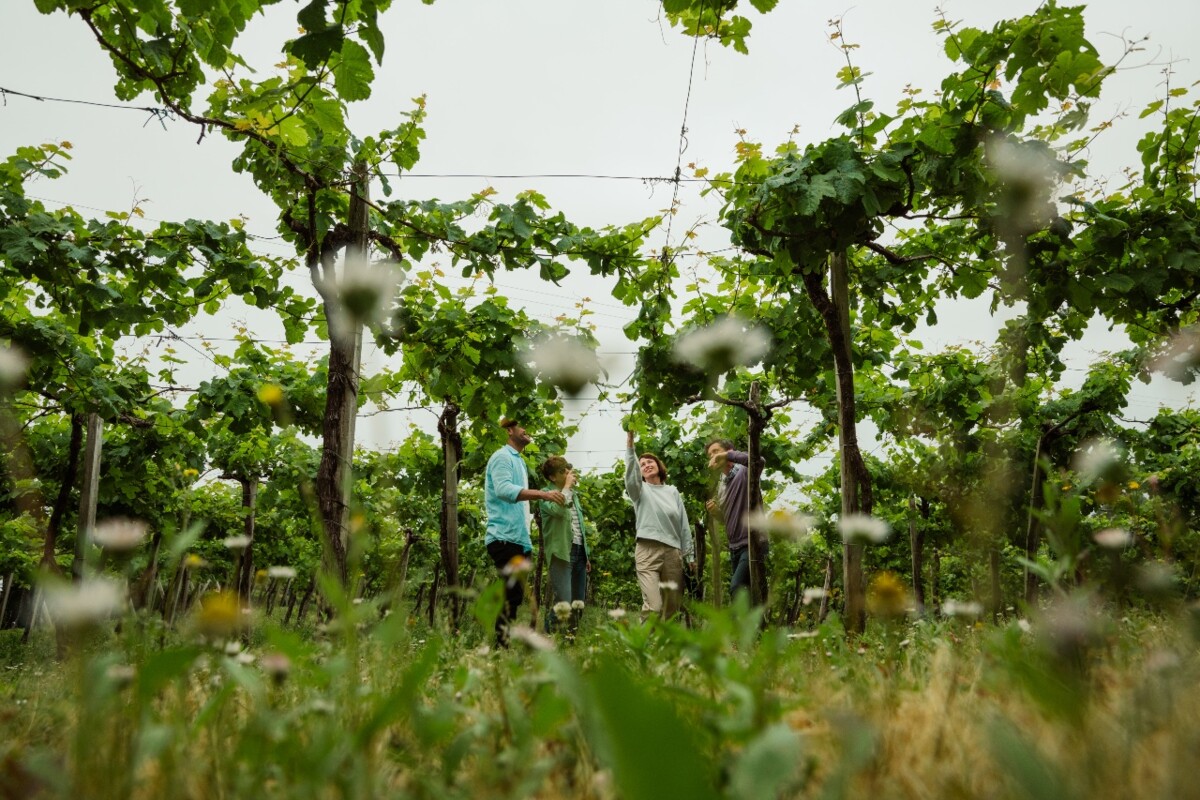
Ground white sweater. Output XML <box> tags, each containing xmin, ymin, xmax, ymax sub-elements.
<box><xmin>624</xmin><ymin>448</ymin><xmax>694</xmax><ymax>561</ymax></box>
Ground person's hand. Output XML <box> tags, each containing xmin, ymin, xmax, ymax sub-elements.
<box><xmin>705</xmin><ymin>498</ymin><xmax>718</xmax><ymax>513</ymax></box>
<box><xmin>543</xmin><ymin>490</ymin><xmax>566</xmax><ymax>506</ymax></box>
<box><xmin>565</xmin><ymin>469</ymin><xmax>578</xmax><ymax>489</ymax></box>
<box><xmin>708</xmin><ymin>450</ymin><xmax>728</xmax><ymax>469</ymax></box>
<box><xmin>688</xmin><ymin>561</ymin><xmax>697</xmax><ymax>573</ymax></box>
<box><xmin>586</xmin><ymin>560</ymin><xmax>592</xmax><ymax>573</ymax></box>
<box><xmin>626</xmin><ymin>429</ymin><xmax>635</xmax><ymax>449</ymax></box>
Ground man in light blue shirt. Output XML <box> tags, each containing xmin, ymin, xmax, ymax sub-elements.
<box><xmin>485</xmin><ymin>417</ymin><xmax>564</xmax><ymax>646</ymax></box>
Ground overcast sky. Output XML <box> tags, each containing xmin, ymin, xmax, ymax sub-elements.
<box><xmin>2</xmin><ymin>1</ymin><xmax>1198</xmax><ymax>474</ymax></box>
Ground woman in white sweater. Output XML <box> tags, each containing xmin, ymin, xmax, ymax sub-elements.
<box><xmin>624</xmin><ymin>430</ymin><xmax>695</xmax><ymax>619</ymax></box>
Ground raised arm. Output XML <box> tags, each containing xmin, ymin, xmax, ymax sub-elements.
<box><xmin>725</xmin><ymin>449</ymin><xmax>765</xmax><ymax>472</ymax></box>
<box><xmin>624</xmin><ymin>430</ymin><xmax>641</xmax><ymax>503</ymax></box>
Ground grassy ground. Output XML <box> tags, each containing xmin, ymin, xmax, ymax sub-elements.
<box><xmin>0</xmin><ymin>593</ymin><xmax>1198</xmax><ymax>800</ymax></box>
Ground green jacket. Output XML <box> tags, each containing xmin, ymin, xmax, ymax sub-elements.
<box><xmin>538</xmin><ymin>485</ymin><xmax>590</xmax><ymax>563</ymax></box>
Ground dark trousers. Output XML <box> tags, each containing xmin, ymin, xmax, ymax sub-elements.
<box><xmin>729</xmin><ymin>543</ymin><xmax>768</xmax><ymax>603</ymax></box>
<box><xmin>487</xmin><ymin>540</ymin><xmax>530</xmax><ymax>646</ymax></box>
<box><xmin>730</xmin><ymin>545</ymin><xmax>750</xmax><ymax>599</ymax></box>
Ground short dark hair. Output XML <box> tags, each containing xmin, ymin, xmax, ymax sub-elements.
<box><xmin>638</xmin><ymin>452</ymin><xmax>668</xmax><ymax>482</ymax></box>
<box><xmin>706</xmin><ymin>438</ymin><xmax>735</xmax><ymax>452</ymax></box>
<box><xmin>540</xmin><ymin>455</ymin><xmax>570</xmax><ymax>481</ymax></box>
<box><xmin>499</xmin><ymin>417</ymin><xmax>519</xmax><ymax>429</ymax></box>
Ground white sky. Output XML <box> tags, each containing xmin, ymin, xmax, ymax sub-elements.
<box><xmin>2</xmin><ymin>1</ymin><xmax>1198</xmax><ymax>473</ymax></box>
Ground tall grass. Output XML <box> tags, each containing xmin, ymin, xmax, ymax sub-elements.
<box><xmin>0</xmin><ymin>594</ymin><xmax>1197</xmax><ymax>799</ymax></box>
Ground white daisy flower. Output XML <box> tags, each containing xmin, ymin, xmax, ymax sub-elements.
<box><xmin>748</xmin><ymin>509</ymin><xmax>814</xmax><ymax>541</ymax></box>
<box><xmin>508</xmin><ymin>624</ymin><xmax>555</xmax><ymax>652</ymax></box>
<box><xmin>0</xmin><ymin>345</ymin><xmax>28</xmax><ymax>389</ymax></box>
<box><xmin>91</xmin><ymin>518</ymin><xmax>148</xmax><ymax>552</ymax></box>
<box><xmin>838</xmin><ymin>513</ymin><xmax>891</xmax><ymax>543</ymax></box>
<box><xmin>336</xmin><ymin>253</ymin><xmax>404</xmax><ymax>327</ymax></box>
<box><xmin>1072</xmin><ymin>438</ymin><xmax>1123</xmax><ymax>485</ymax></box>
<box><xmin>45</xmin><ymin>578</ymin><xmax>124</xmax><ymax>627</ymax></box>
<box><xmin>521</xmin><ymin>334</ymin><xmax>603</xmax><ymax>395</ymax></box>
<box><xmin>802</xmin><ymin>587</ymin><xmax>826</xmax><ymax>606</ymax></box>
<box><xmin>672</xmin><ymin>315</ymin><xmax>771</xmax><ymax>373</ymax></box>
<box><xmin>942</xmin><ymin>599</ymin><xmax>984</xmax><ymax>618</ymax></box>
<box><xmin>1092</xmin><ymin>528</ymin><xmax>1132</xmax><ymax>549</ymax></box>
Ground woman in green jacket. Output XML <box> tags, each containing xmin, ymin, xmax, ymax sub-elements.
<box><xmin>538</xmin><ymin>455</ymin><xmax>591</xmax><ymax>634</ymax></box>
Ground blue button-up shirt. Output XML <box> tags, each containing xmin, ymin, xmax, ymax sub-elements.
<box><xmin>485</xmin><ymin>444</ymin><xmax>531</xmax><ymax>549</ymax></box>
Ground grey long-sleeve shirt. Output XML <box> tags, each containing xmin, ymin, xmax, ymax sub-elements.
<box><xmin>624</xmin><ymin>448</ymin><xmax>694</xmax><ymax>562</ymax></box>
<box><xmin>717</xmin><ymin>449</ymin><xmax>765</xmax><ymax>550</ymax></box>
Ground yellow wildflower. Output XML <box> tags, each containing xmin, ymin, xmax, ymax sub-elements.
<box><xmin>867</xmin><ymin>571</ymin><xmax>910</xmax><ymax>618</ymax></box>
<box><xmin>194</xmin><ymin>591</ymin><xmax>244</xmax><ymax>638</ymax></box>
<box><xmin>257</xmin><ymin>383</ymin><xmax>284</xmax><ymax>406</ymax></box>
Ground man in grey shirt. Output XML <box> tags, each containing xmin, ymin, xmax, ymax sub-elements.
<box><xmin>705</xmin><ymin>438</ymin><xmax>765</xmax><ymax>601</ymax></box>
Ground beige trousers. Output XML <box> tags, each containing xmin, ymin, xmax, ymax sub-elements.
<box><xmin>634</xmin><ymin>538</ymin><xmax>684</xmax><ymax>619</ymax></box>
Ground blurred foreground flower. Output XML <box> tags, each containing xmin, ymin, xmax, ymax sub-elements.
<box><xmin>802</xmin><ymin>587</ymin><xmax>826</xmax><ymax>606</ymax></box>
<box><xmin>659</xmin><ymin>580</ymin><xmax>679</xmax><ymax>592</ymax></box>
<box><xmin>1150</xmin><ymin>325</ymin><xmax>1200</xmax><ymax>381</ymax></box>
<box><xmin>261</xmin><ymin>652</ymin><xmax>291</xmax><ymax>684</ymax></box>
<box><xmin>1072</xmin><ymin>438</ymin><xmax>1125</xmax><ymax>486</ymax></box>
<box><xmin>552</xmin><ymin>601</ymin><xmax>572</xmax><ymax>622</ymax></box>
<box><xmin>1092</xmin><ymin>528</ymin><xmax>1133</xmax><ymax>549</ymax></box>
<box><xmin>673</xmin><ymin>315</ymin><xmax>770</xmax><ymax>373</ymax></box>
<box><xmin>867</xmin><ymin>572</ymin><xmax>909</xmax><ymax>618</ymax></box>
<box><xmin>571</xmin><ymin>599</ymin><xmax>585</xmax><ymax>611</ymax></box>
<box><xmin>502</xmin><ymin>555</ymin><xmax>531</xmax><ymax>587</ymax></box>
<box><xmin>1135</xmin><ymin>561</ymin><xmax>1177</xmax><ymax>599</ymax></box>
<box><xmin>257</xmin><ymin>383</ymin><xmax>284</xmax><ymax>407</ymax></box>
<box><xmin>267</xmin><ymin>566</ymin><xmax>297</xmax><ymax>580</ymax></box>
<box><xmin>223</xmin><ymin>535</ymin><xmax>251</xmax><ymax>551</ymax></box>
<box><xmin>748</xmin><ymin>508</ymin><xmax>813</xmax><ymax>541</ymax></box>
<box><xmin>1039</xmin><ymin>593</ymin><xmax>1108</xmax><ymax>666</ymax></box>
<box><xmin>839</xmin><ymin>513</ymin><xmax>891</xmax><ymax>543</ymax></box>
<box><xmin>45</xmin><ymin>578</ymin><xmax>125</xmax><ymax>628</ymax></box>
<box><xmin>942</xmin><ymin>599</ymin><xmax>984</xmax><ymax>618</ymax></box>
<box><xmin>521</xmin><ymin>334</ymin><xmax>603</xmax><ymax>395</ymax></box>
<box><xmin>985</xmin><ymin>136</ymin><xmax>1059</xmax><ymax>236</ymax></box>
<box><xmin>509</xmin><ymin>624</ymin><xmax>555</xmax><ymax>652</ymax></box>
<box><xmin>105</xmin><ymin>663</ymin><xmax>136</xmax><ymax>689</ymax></box>
<box><xmin>0</xmin><ymin>345</ymin><xmax>28</xmax><ymax>390</ymax></box>
<box><xmin>607</xmin><ymin>608</ymin><xmax>627</xmax><ymax>620</ymax></box>
<box><xmin>337</xmin><ymin>254</ymin><xmax>404</xmax><ymax>327</ymax></box>
<box><xmin>194</xmin><ymin>590</ymin><xmax>246</xmax><ymax>639</ymax></box>
<box><xmin>92</xmin><ymin>518</ymin><xmax>148</xmax><ymax>552</ymax></box>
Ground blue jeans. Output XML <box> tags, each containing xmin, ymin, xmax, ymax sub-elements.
<box><xmin>546</xmin><ymin>543</ymin><xmax>588</xmax><ymax>633</ymax></box>
<box><xmin>729</xmin><ymin>545</ymin><xmax>750</xmax><ymax>599</ymax></box>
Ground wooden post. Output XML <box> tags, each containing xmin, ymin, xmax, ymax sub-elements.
<box><xmin>707</xmin><ymin>512</ymin><xmax>723</xmax><ymax>608</ymax></box>
<box><xmin>746</xmin><ymin>381</ymin><xmax>769</xmax><ymax>608</ymax></box>
<box><xmin>235</xmin><ymin>477</ymin><xmax>258</xmax><ymax>602</ymax></box>
<box><xmin>438</xmin><ymin>401</ymin><xmax>461</xmax><ymax>623</ymax></box>
<box><xmin>909</xmin><ymin>495</ymin><xmax>926</xmax><ymax>616</ymax></box>
<box><xmin>316</xmin><ymin>164</ymin><xmax>368</xmax><ymax>588</ymax></box>
<box><xmin>71</xmin><ymin>413</ymin><xmax>103</xmax><ymax>583</ymax></box>
<box><xmin>830</xmin><ymin>251</ymin><xmax>866</xmax><ymax>634</ymax></box>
